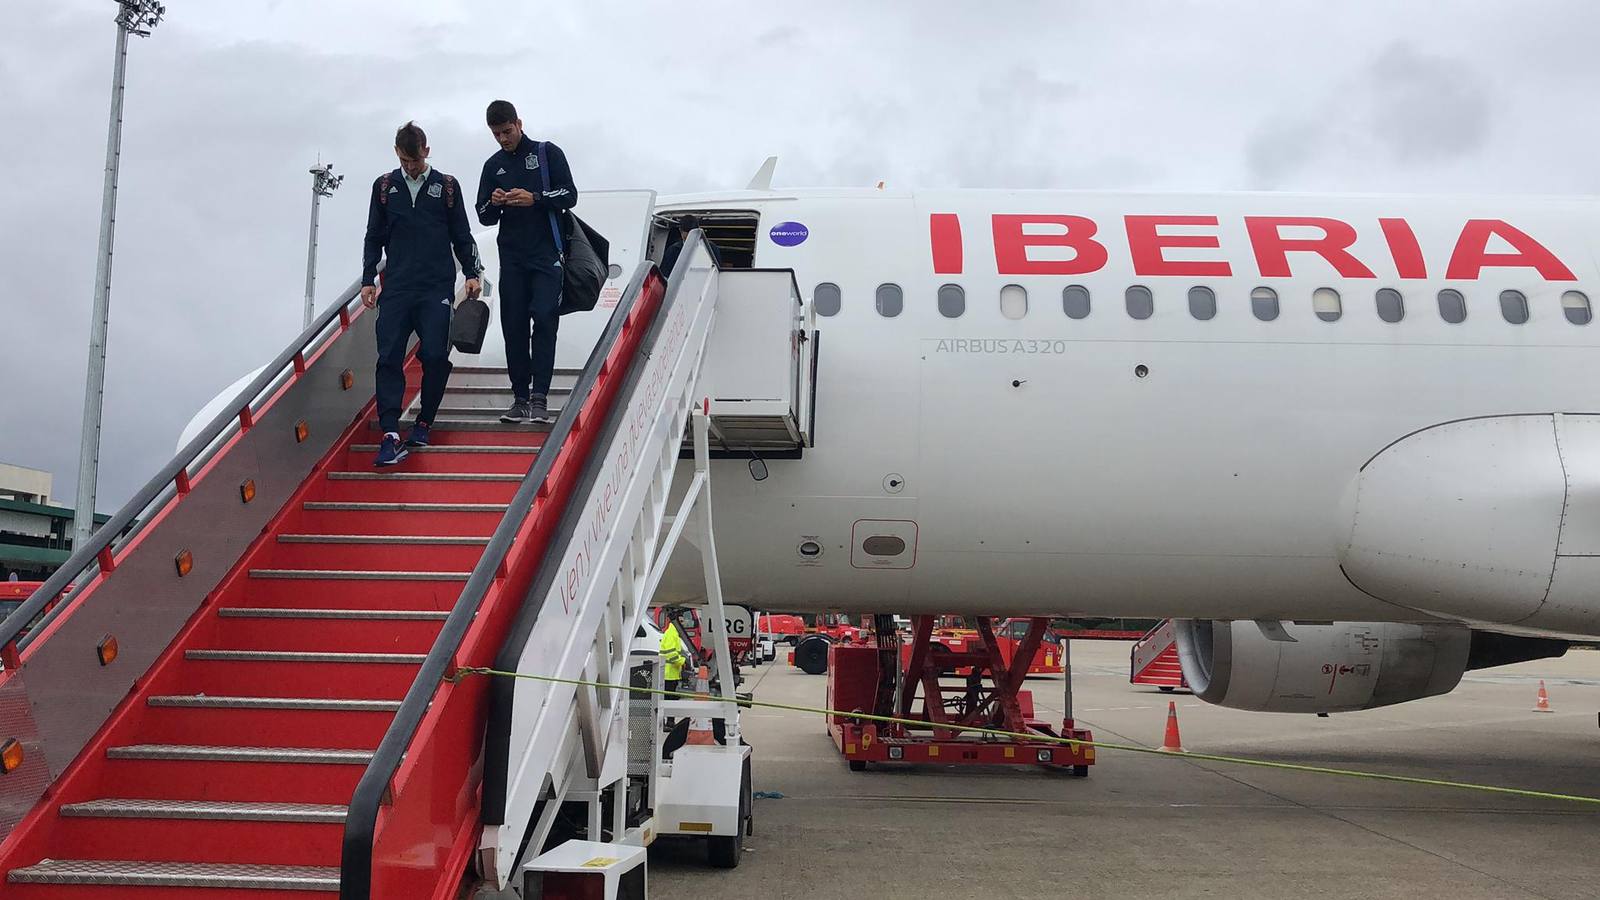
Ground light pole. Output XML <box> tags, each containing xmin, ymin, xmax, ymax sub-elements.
<box><xmin>73</xmin><ymin>0</ymin><xmax>165</xmax><ymax>552</ymax></box>
<box><xmin>303</xmin><ymin>162</ymin><xmax>343</xmax><ymax>329</ymax></box>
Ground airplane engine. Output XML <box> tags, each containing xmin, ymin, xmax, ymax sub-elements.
<box><xmin>1171</xmin><ymin>620</ymin><xmax>1566</xmax><ymax>714</ymax></box>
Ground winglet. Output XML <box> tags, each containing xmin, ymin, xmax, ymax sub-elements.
<box><xmin>746</xmin><ymin>156</ymin><xmax>778</xmax><ymax>191</ymax></box>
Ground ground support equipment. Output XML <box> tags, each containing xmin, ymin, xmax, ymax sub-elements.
<box><xmin>827</xmin><ymin>615</ymin><xmax>1094</xmax><ymax>774</ymax></box>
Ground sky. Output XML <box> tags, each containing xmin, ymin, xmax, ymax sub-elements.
<box><xmin>4</xmin><ymin>0</ymin><xmax>1600</xmax><ymax>514</ymax></box>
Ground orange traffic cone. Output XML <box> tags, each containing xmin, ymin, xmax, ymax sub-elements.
<box><xmin>1158</xmin><ymin>701</ymin><xmax>1185</xmax><ymax>752</ymax></box>
<box><xmin>1533</xmin><ymin>679</ymin><xmax>1554</xmax><ymax>713</ymax></box>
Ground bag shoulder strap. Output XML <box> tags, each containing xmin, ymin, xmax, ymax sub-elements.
<box><xmin>378</xmin><ymin>172</ymin><xmax>391</xmax><ymax>206</ymax></box>
<box><xmin>443</xmin><ymin>174</ymin><xmax>456</xmax><ymax>209</ymax></box>
<box><xmin>538</xmin><ymin>141</ymin><xmax>564</xmax><ymax>256</ymax></box>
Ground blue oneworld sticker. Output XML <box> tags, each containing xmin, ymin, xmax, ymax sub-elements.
<box><xmin>769</xmin><ymin>221</ymin><xmax>809</xmax><ymax>247</ymax></box>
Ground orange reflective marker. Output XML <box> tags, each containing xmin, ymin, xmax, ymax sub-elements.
<box><xmin>97</xmin><ymin>635</ymin><xmax>118</xmax><ymax>666</ymax></box>
<box><xmin>340</xmin><ymin>369</ymin><xmax>355</xmax><ymax>391</ymax></box>
<box><xmin>1</xmin><ymin>738</ymin><xmax>22</xmax><ymax>774</ymax></box>
<box><xmin>295</xmin><ymin>420</ymin><xmax>310</xmax><ymax>443</ymax></box>
<box><xmin>175</xmin><ymin>549</ymin><xmax>194</xmax><ymax>577</ymax></box>
<box><xmin>240</xmin><ymin>479</ymin><xmax>256</xmax><ymax>504</ymax></box>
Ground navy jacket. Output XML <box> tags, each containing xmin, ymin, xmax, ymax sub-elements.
<box><xmin>362</xmin><ymin>168</ymin><xmax>482</xmax><ymax>296</ymax></box>
<box><xmin>476</xmin><ymin>136</ymin><xmax>577</xmax><ymax>267</ymax></box>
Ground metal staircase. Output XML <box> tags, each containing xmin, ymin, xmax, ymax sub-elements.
<box><xmin>1130</xmin><ymin>619</ymin><xmax>1188</xmax><ymax>690</ymax></box>
<box><xmin>0</xmin><ymin>229</ymin><xmax>806</xmax><ymax>898</ymax></box>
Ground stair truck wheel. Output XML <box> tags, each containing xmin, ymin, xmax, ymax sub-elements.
<box><xmin>708</xmin><ymin>757</ymin><xmax>752</xmax><ymax>868</ymax></box>
<box><xmin>795</xmin><ymin>634</ymin><xmax>831</xmax><ymax>675</ymax></box>
<box><xmin>1159</xmin><ymin>685</ymin><xmax>1175</xmax><ymax>693</ymax></box>
<box><xmin>848</xmin><ymin>759</ymin><xmax>868</xmax><ymax>772</ymax></box>
<box><xmin>1071</xmin><ymin>764</ymin><xmax>1090</xmax><ymax>777</ymax></box>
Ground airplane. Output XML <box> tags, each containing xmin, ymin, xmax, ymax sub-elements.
<box><xmin>182</xmin><ymin>165</ymin><xmax>1599</xmax><ymax>717</ymax></box>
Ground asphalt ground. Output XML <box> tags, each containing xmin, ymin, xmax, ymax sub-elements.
<box><xmin>648</xmin><ymin>640</ymin><xmax>1600</xmax><ymax>899</ymax></box>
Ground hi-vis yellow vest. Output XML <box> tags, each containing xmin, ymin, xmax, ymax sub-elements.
<box><xmin>659</xmin><ymin>623</ymin><xmax>688</xmax><ymax>681</ymax></box>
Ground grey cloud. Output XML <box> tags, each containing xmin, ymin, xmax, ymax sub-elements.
<box><xmin>1364</xmin><ymin>42</ymin><xmax>1490</xmax><ymax>165</ymax></box>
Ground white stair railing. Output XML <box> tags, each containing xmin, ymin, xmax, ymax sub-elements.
<box><xmin>478</xmin><ymin>237</ymin><xmax>722</xmax><ymax>887</ymax></box>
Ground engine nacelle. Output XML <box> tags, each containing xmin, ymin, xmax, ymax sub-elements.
<box><xmin>1172</xmin><ymin>620</ymin><xmax>1474</xmax><ymax>713</ymax></box>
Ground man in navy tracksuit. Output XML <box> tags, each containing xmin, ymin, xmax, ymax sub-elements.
<box><xmin>362</xmin><ymin>121</ymin><xmax>483</xmax><ymax>466</ymax></box>
<box><xmin>476</xmin><ymin>99</ymin><xmax>577</xmax><ymax>424</ymax></box>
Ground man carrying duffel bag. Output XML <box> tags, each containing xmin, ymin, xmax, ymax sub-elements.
<box><xmin>475</xmin><ymin>99</ymin><xmax>582</xmax><ymax>425</ymax></box>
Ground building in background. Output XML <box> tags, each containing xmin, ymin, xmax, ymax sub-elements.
<box><xmin>0</xmin><ymin>463</ymin><xmax>108</xmax><ymax>582</ymax></box>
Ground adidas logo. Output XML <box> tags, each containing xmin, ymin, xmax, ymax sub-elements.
<box><xmin>495</xmin><ymin>168</ymin><xmax>506</xmax><ymax>175</ymax></box>
<box><xmin>388</xmin><ymin>186</ymin><xmax>399</xmax><ymax>193</ymax></box>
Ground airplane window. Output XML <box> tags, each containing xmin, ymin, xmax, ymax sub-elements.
<box><xmin>814</xmin><ymin>282</ymin><xmax>842</xmax><ymax>317</ymax></box>
<box><xmin>1376</xmin><ymin>288</ymin><xmax>1404</xmax><ymax>323</ymax></box>
<box><xmin>876</xmin><ymin>283</ymin><xmax>904</xmax><ymax>318</ymax></box>
<box><xmin>1187</xmin><ymin>286</ymin><xmax>1216</xmax><ymax>321</ymax></box>
<box><xmin>1313</xmin><ymin>287</ymin><xmax>1342</xmax><ymax>322</ymax></box>
<box><xmin>1125</xmin><ymin>285</ymin><xmax>1153</xmax><ymax>320</ymax></box>
<box><xmin>1562</xmin><ymin>290</ymin><xmax>1592</xmax><ymax>325</ymax></box>
<box><xmin>1062</xmin><ymin>285</ymin><xmax>1091</xmax><ymax>319</ymax></box>
<box><xmin>1250</xmin><ymin>286</ymin><xmax>1279</xmax><ymax>321</ymax></box>
<box><xmin>1500</xmin><ymin>289</ymin><xmax>1529</xmax><ymax>324</ymax></box>
<box><xmin>938</xmin><ymin>284</ymin><xmax>966</xmax><ymax>318</ymax></box>
<box><xmin>1437</xmin><ymin>289</ymin><xmax>1467</xmax><ymax>324</ymax></box>
<box><xmin>1000</xmin><ymin>284</ymin><xmax>1029</xmax><ymax>320</ymax></box>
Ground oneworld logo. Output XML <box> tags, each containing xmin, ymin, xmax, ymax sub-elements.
<box><xmin>769</xmin><ymin>221</ymin><xmax>809</xmax><ymax>247</ymax></box>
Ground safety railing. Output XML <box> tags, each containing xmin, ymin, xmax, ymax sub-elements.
<box><xmin>477</xmin><ymin>234</ymin><xmax>722</xmax><ymax>884</ymax></box>
<box><xmin>0</xmin><ymin>276</ymin><xmax>378</xmax><ymax>840</ymax></box>
<box><xmin>339</xmin><ymin>260</ymin><xmax>669</xmax><ymax>900</ymax></box>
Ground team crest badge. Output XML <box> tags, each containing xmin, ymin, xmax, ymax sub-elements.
<box><xmin>427</xmin><ymin>183</ymin><xmax>443</xmax><ymax>199</ymax></box>
<box><xmin>525</xmin><ymin>153</ymin><xmax>538</xmax><ymax>170</ymax></box>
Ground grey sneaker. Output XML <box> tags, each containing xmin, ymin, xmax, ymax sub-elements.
<box><xmin>528</xmin><ymin>394</ymin><xmax>554</xmax><ymax>424</ymax></box>
<box><xmin>500</xmin><ymin>399</ymin><xmax>532</xmax><ymax>423</ymax></box>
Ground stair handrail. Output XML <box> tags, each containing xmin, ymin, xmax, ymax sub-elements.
<box><xmin>340</xmin><ymin>260</ymin><xmax>662</xmax><ymax>900</ymax></box>
<box><xmin>0</xmin><ymin>276</ymin><xmax>367</xmax><ymax>664</ymax></box>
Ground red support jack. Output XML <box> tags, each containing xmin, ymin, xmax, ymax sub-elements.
<box><xmin>828</xmin><ymin>615</ymin><xmax>1094</xmax><ymax>775</ymax></box>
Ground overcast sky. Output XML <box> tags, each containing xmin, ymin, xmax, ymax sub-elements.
<box><xmin>4</xmin><ymin>1</ymin><xmax>1600</xmax><ymax>515</ymax></box>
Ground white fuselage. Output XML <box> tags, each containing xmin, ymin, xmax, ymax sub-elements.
<box><xmin>456</xmin><ymin>187</ymin><xmax>1600</xmax><ymax>633</ymax></box>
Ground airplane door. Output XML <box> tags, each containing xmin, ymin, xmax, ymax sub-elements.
<box><xmin>551</xmin><ymin>189</ymin><xmax>658</xmax><ymax>369</ymax></box>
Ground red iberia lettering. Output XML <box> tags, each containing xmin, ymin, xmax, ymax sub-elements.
<box><xmin>930</xmin><ymin>213</ymin><xmax>963</xmax><ymax>275</ymax></box>
<box><xmin>1445</xmin><ymin>219</ymin><xmax>1576</xmax><ymax>281</ymax></box>
<box><xmin>993</xmin><ymin>215</ymin><xmax>1107</xmax><ymax>276</ymax></box>
<box><xmin>1378</xmin><ymin>218</ymin><xmax>1427</xmax><ymax>279</ymax></box>
<box><xmin>1125</xmin><ymin>215</ymin><xmax>1231</xmax><ymax>277</ymax></box>
<box><xmin>1246</xmin><ymin>216</ymin><xmax>1375</xmax><ymax>278</ymax></box>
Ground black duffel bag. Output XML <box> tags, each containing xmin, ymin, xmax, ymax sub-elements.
<box><xmin>449</xmin><ymin>296</ymin><xmax>490</xmax><ymax>353</ymax></box>
<box><xmin>556</xmin><ymin>212</ymin><xmax>609</xmax><ymax>316</ymax></box>
<box><xmin>538</xmin><ymin>141</ymin><xmax>610</xmax><ymax>316</ymax></box>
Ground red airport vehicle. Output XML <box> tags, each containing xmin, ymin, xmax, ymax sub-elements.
<box><xmin>757</xmin><ymin>613</ymin><xmax>806</xmax><ymax>644</ymax></box>
<box><xmin>827</xmin><ymin>615</ymin><xmax>1094</xmax><ymax>774</ymax></box>
<box><xmin>1129</xmin><ymin>619</ymin><xmax>1189</xmax><ymax>692</ymax></box>
<box><xmin>914</xmin><ymin>617</ymin><xmax>1064</xmax><ymax>676</ymax></box>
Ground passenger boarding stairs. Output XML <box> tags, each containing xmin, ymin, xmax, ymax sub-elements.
<box><xmin>1130</xmin><ymin>619</ymin><xmax>1188</xmax><ymax>691</ymax></box>
<box><xmin>0</xmin><ymin>230</ymin><xmax>810</xmax><ymax>897</ymax></box>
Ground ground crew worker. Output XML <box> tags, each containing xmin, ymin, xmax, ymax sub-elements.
<box><xmin>476</xmin><ymin>100</ymin><xmax>577</xmax><ymax>425</ymax></box>
<box><xmin>660</xmin><ymin>617</ymin><xmax>690</xmax><ymax>697</ymax></box>
<box><xmin>362</xmin><ymin>121</ymin><xmax>482</xmax><ymax>466</ymax></box>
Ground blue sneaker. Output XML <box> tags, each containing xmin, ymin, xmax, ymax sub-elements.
<box><xmin>374</xmin><ymin>433</ymin><xmax>409</xmax><ymax>467</ymax></box>
<box><xmin>405</xmin><ymin>421</ymin><xmax>431</xmax><ymax>447</ymax></box>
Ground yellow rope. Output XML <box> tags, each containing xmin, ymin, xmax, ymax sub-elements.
<box><xmin>453</xmin><ymin>666</ymin><xmax>1600</xmax><ymax>807</ymax></box>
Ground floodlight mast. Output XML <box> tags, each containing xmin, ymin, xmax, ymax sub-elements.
<box><xmin>303</xmin><ymin>162</ymin><xmax>344</xmax><ymax>328</ymax></box>
<box><xmin>73</xmin><ymin>0</ymin><xmax>166</xmax><ymax>550</ymax></box>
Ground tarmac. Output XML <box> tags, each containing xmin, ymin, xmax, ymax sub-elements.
<box><xmin>648</xmin><ymin>639</ymin><xmax>1600</xmax><ymax>899</ymax></box>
